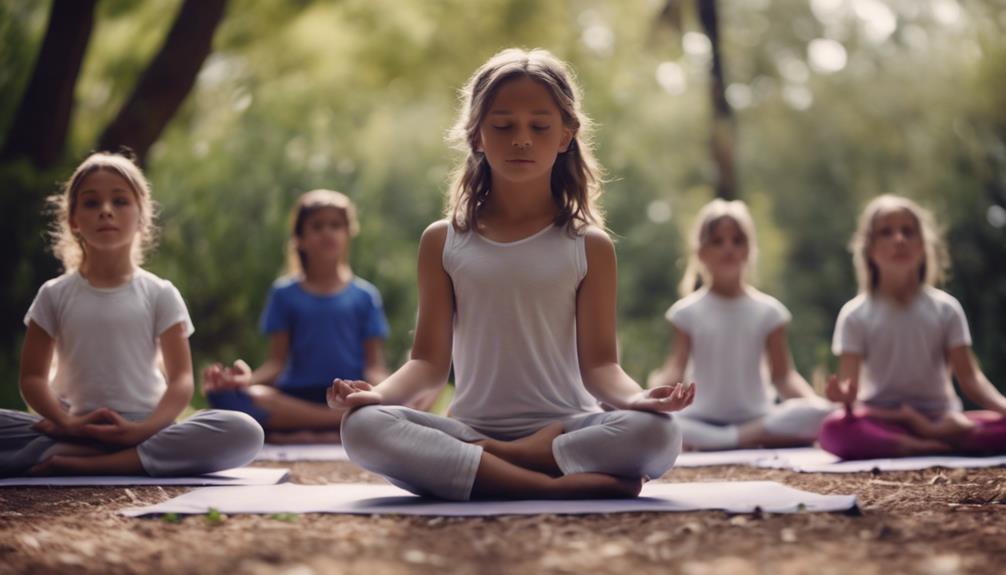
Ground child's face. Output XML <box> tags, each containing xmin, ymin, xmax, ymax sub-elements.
<box><xmin>297</xmin><ymin>207</ymin><xmax>350</xmax><ymax>265</ymax></box>
<box><xmin>477</xmin><ymin>76</ymin><xmax>574</xmax><ymax>186</ymax></box>
<box><xmin>869</xmin><ymin>208</ymin><xmax>925</xmax><ymax>277</ymax></box>
<box><xmin>698</xmin><ymin>217</ymin><xmax>749</xmax><ymax>282</ymax></box>
<box><xmin>70</xmin><ymin>169</ymin><xmax>141</xmax><ymax>256</ymax></box>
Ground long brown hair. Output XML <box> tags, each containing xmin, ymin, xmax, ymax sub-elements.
<box><xmin>446</xmin><ymin>48</ymin><xmax>604</xmax><ymax>233</ymax></box>
<box><xmin>50</xmin><ymin>152</ymin><xmax>157</xmax><ymax>271</ymax></box>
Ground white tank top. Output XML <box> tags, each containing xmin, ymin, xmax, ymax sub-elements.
<box><xmin>443</xmin><ymin>221</ymin><xmax>601</xmax><ymax>437</ymax></box>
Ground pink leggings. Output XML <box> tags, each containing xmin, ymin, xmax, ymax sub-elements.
<box><xmin>819</xmin><ymin>408</ymin><xmax>1006</xmax><ymax>460</ymax></box>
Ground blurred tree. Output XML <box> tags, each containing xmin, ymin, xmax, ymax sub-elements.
<box><xmin>657</xmin><ymin>0</ymin><xmax>737</xmax><ymax>200</ymax></box>
<box><xmin>98</xmin><ymin>0</ymin><xmax>228</xmax><ymax>163</ymax></box>
<box><xmin>0</xmin><ymin>0</ymin><xmax>97</xmax><ymax>169</ymax></box>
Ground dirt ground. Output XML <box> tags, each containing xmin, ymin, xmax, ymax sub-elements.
<box><xmin>1</xmin><ymin>460</ymin><xmax>1004</xmax><ymax>575</ymax></box>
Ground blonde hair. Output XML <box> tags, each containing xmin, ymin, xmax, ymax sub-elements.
<box><xmin>446</xmin><ymin>47</ymin><xmax>604</xmax><ymax>233</ymax></box>
<box><xmin>49</xmin><ymin>151</ymin><xmax>156</xmax><ymax>272</ymax></box>
<box><xmin>679</xmin><ymin>199</ymin><xmax>759</xmax><ymax>297</ymax></box>
<box><xmin>850</xmin><ymin>194</ymin><xmax>947</xmax><ymax>293</ymax></box>
<box><xmin>285</xmin><ymin>189</ymin><xmax>359</xmax><ymax>277</ymax></box>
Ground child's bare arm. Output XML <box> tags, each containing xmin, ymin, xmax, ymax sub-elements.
<box><xmin>949</xmin><ymin>345</ymin><xmax>1006</xmax><ymax>416</ymax></box>
<box><xmin>247</xmin><ymin>332</ymin><xmax>289</xmax><ymax>387</ymax></box>
<box><xmin>766</xmin><ymin>326</ymin><xmax>817</xmax><ymax>400</ymax></box>
<box><xmin>826</xmin><ymin>353</ymin><xmax>862</xmax><ymax>412</ymax></box>
<box><xmin>18</xmin><ymin>321</ymin><xmax>66</xmax><ymax>424</ymax></box>
<box><xmin>331</xmin><ymin>222</ymin><xmax>453</xmax><ymax>409</ymax></box>
<box><xmin>576</xmin><ymin>230</ymin><xmax>695</xmax><ymax>412</ymax></box>
<box><xmin>362</xmin><ymin>338</ymin><xmax>389</xmax><ymax>384</ymax></box>
<box><xmin>202</xmin><ymin>332</ymin><xmax>288</xmax><ymax>394</ymax></box>
<box><xmin>647</xmin><ymin>326</ymin><xmax>690</xmax><ymax>389</ymax></box>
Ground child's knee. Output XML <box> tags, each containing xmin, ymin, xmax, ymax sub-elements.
<box><xmin>221</xmin><ymin>411</ymin><xmax>266</xmax><ymax>451</ymax></box>
<box><xmin>205</xmin><ymin>410</ymin><xmax>265</xmax><ymax>468</ymax></box>
<box><xmin>764</xmin><ymin>401</ymin><xmax>836</xmax><ymax>440</ymax></box>
<box><xmin>622</xmin><ymin>411</ymin><xmax>682</xmax><ymax>460</ymax></box>
<box><xmin>340</xmin><ymin>405</ymin><xmax>396</xmax><ymax>453</ymax></box>
<box><xmin>818</xmin><ymin>413</ymin><xmax>879</xmax><ymax>459</ymax></box>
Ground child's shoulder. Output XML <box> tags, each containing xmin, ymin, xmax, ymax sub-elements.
<box><xmin>577</xmin><ymin>224</ymin><xmax>609</xmax><ymax>240</ymax></box>
<box><xmin>839</xmin><ymin>292</ymin><xmax>870</xmax><ymax>313</ymax></box>
<box><xmin>37</xmin><ymin>271</ymin><xmax>80</xmax><ymax>293</ymax></box>
<box><xmin>270</xmin><ymin>275</ymin><xmax>300</xmax><ymax>291</ymax></box>
<box><xmin>133</xmin><ymin>268</ymin><xmax>175</xmax><ymax>288</ymax></box>
<box><xmin>920</xmin><ymin>285</ymin><xmax>960</xmax><ymax>305</ymax></box>
<box><xmin>920</xmin><ymin>286</ymin><xmax>966</xmax><ymax>316</ymax></box>
<box><xmin>743</xmin><ymin>286</ymin><xmax>787</xmax><ymax>310</ymax></box>
<box><xmin>131</xmin><ymin>269</ymin><xmax>186</xmax><ymax>302</ymax></box>
<box><xmin>420</xmin><ymin>219</ymin><xmax>453</xmax><ymax>251</ymax></box>
<box><xmin>668</xmin><ymin>288</ymin><xmax>709</xmax><ymax>315</ymax></box>
<box><xmin>349</xmin><ymin>276</ymin><xmax>383</xmax><ymax>299</ymax></box>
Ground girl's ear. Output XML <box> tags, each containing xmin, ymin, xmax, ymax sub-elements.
<box><xmin>559</xmin><ymin>127</ymin><xmax>575</xmax><ymax>153</ymax></box>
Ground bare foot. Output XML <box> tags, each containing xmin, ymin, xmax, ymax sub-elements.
<box><xmin>266</xmin><ymin>430</ymin><xmax>342</xmax><ymax>445</ymax></box>
<box><xmin>477</xmin><ymin>422</ymin><xmax>564</xmax><ymax>476</ymax></box>
<box><xmin>30</xmin><ymin>455</ymin><xmax>101</xmax><ymax>476</ymax></box>
<box><xmin>547</xmin><ymin>473</ymin><xmax>643</xmax><ymax>499</ymax></box>
<box><xmin>38</xmin><ymin>442</ymin><xmax>108</xmax><ymax>461</ymax></box>
<box><xmin>931</xmin><ymin>412</ymin><xmax>977</xmax><ymax>441</ymax></box>
<box><xmin>896</xmin><ymin>434</ymin><xmax>952</xmax><ymax>456</ymax></box>
<box><xmin>29</xmin><ymin>448</ymin><xmax>144</xmax><ymax>476</ymax></box>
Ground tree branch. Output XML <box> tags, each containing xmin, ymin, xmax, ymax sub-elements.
<box><xmin>98</xmin><ymin>0</ymin><xmax>228</xmax><ymax>164</ymax></box>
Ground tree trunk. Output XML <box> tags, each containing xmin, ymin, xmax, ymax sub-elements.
<box><xmin>0</xmin><ymin>0</ymin><xmax>97</xmax><ymax>169</ymax></box>
<box><xmin>98</xmin><ymin>0</ymin><xmax>228</xmax><ymax>164</ymax></box>
<box><xmin>697</xmin><ymin>0</ymin><xmax>738</xmax><ymax>200</ymax></box>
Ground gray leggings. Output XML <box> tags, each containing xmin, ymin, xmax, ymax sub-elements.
<box><xmin>677</xmin><ymin>397</ymin><xmax>835</xmax><ymax>450</ymax></box>
<box><xmin>340</xmin><ymin>405</ymin><xmax>682</xmax><ymax>501</ymax></box>
<box><xmin>0</xmin><ymin>409</ymin><xmax>264</xmax><ymax>477</ymax></box>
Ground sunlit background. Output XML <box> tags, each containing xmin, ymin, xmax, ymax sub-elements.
<box><xmin>2</xmin><ymin>0</ymin><xmax>1004</xmax><ymax>409</ymax></box>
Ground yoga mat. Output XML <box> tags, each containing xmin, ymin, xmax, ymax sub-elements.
<box><xmin>0</xmin><ymin>467</ymin><xmax>289</xmax><ymax>487</ymax></box>
<box><xmin>255</xmin><ymin>443</ymin><xmax>349</xmax><ymax>462</ymax></box>
<box><xmin>675</xmin><ymin>448</ymin><xmax>783</xmax><ymax>467</ymax></box>
<box><xmin>121</xmin><ymin>480</ymin><xmax>856</xmax><ymax>517</ymax></box>
<box><xmin>754</xmin><ymin>448</ymin><xmax>1006</xmax><ymax>473</ymax></box>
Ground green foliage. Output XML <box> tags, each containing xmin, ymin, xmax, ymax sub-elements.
<box><xmin>2</xmin><ymin>0</ymin><xmax>1005</xmax><ymax>411</ymax></box>
<box><xmin>205</xmin><ymin>507</ymin><xmax>225</xmax><ymax>524</ymax></box>
<box><xmin>160</xmin><ymin>512</ymin><xmax>181</xmax><ymax>524</ymax></box>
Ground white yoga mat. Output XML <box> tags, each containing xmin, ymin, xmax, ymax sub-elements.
<box><xmin>755</xmin><ymin>448</ymin><xmax>1006</xmax><ymax>473</ymax></box>
<box><xmin>120</xmin><ymin>481</ymin><xmax>856</xmax><ymax>517</ymax></box>
<box><xmin>675</xmin><ymin>448</ymin><xmax>782</xmax><ymax>467</ymax></box>
<box><xmin>0</xmin><ymin>467</ymin><xmax>289</xmax><ymax>487</ymax></box>
<box><xmin>255</xmin><ymin>443</ymin><xmax>349</xmax><ymax>462</ymax></box>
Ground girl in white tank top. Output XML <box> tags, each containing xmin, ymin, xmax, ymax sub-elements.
<box><xmin>330</xmin><ymin>48</ymin><xmax>696</xmax><ymax>501</ymax></box>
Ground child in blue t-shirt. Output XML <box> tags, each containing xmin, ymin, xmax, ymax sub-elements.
<box><xmin>204</xmin><ymin>189</ymin><xmax>400</xmax><ymax>443</ymax></box>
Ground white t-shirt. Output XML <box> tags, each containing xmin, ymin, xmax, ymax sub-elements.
<box><xmin>666</xmin><ymin>287</ymin><xmax>792</xmax><ymax>424</ymax></box>
<box><xmin>832</xmin><ymin>286</ymin><xmax>971</xmax><ymax>417</ymax></box>
<box><xmin>24</xmin><ymin>269</ymin><xmax>194</xmax><ymax>415</ymax></box>
<box><xmin>443</xmin><ymin>223</ymin><xmax>600</xmax><ymax>437</ymax></box>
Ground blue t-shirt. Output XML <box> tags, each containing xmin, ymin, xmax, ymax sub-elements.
<box><xmin>260</xmin><ymin>277</ymin><xmax>389</xmax><ymax>390</ymax></box>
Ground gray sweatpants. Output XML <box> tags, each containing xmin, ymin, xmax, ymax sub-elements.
<box><xmin>677</xmin><ymin>397</ymin><xmax>836</xmax><ymax>450</ymax></box>
<box><xmin>340</xmin><ymin>405</ymin><xmax>682</xmax><ymax>501</ymax></box>
<box><xmin>0</xmin><ymin>409</ymin><xmax>264</xmax><ymax>477</ymax></box>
